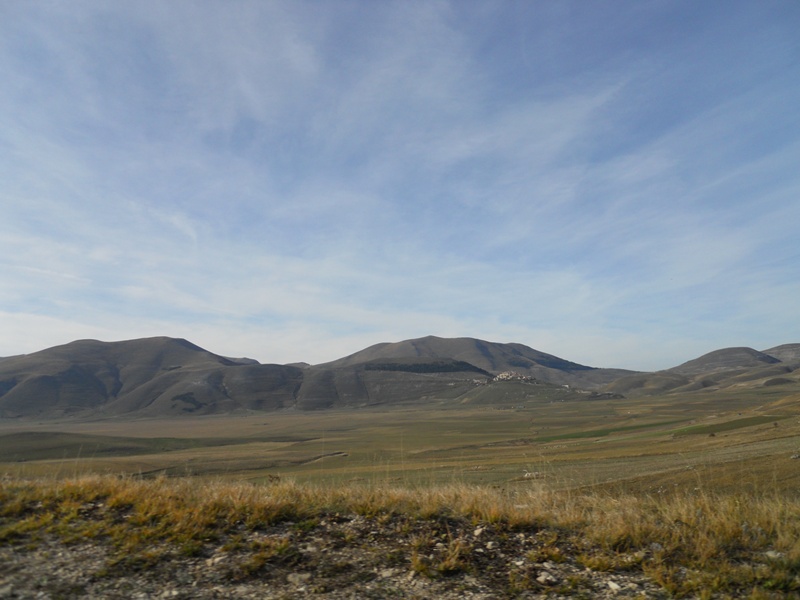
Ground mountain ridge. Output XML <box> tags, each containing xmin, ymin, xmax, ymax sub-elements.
<box><xmin>0</xmin><ymin>336</ymin><xmax>797</xmax><ymax>419</ymax></box>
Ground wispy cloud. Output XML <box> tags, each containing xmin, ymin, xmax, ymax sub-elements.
<box><xmin>1</xmin><ymin>1</ymin><xmax>798</xmax><ymax>371</ymax></box>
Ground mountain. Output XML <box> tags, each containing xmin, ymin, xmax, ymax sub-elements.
<box><xmin>668</xmin><ymin>347</ymin><xmax>781</xmax><ymax>376</ymax></box>
<box><xmin>604</xmin><ymin>345</ymin><xmax>799</xmax><ymax>397</ymax></box>
<box><xmin>0</xmin><ymin>337</ymin><xmax>302</xmax><ymax>419</ymax></box>
<box><xmin>317</xmin><ymin>335</ymin><xmax>634</xmax><ymax>388</ymax></box>
<box><xmin>290</xmin><ymin>335</ymin><xmax>638</xmax><ymax>410</ymax></box>
<box><xmin>319</xmin><ymin>335</ymin><xmax>585</xmax><ymax>371</ymax></box>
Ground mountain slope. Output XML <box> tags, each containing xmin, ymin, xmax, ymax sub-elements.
<box><xmin>319</xmin><ymin>335</ymin><xmax>588</xmax><ymax>372</ymax></box>
<box><xmin>604</xmin><ymin>345</ymin><xmax>799</xmax><ymax>397</ymax></box>
<box><xmin>668</xmin><ymin>347</ymin><xmax>781</xmax><ymax>376</ymax></box>
<box><xmin>0</xmin><ymin>338</ymin><xmax>302</xmax><ymax>419</ymax></box>
<box><xmin>295</xmin><ymin>357</ymin><xmax>490</xmax><ymax>410</ymax></box>
<box><xmin>763</xmin><ymin>344</ymin><xmax>800</xmax><ymax>364</ymax></box>
<box><xmin>317</xmin><ymin>335</ymin><xmax>634</xmax><ymax>388</ymax></box>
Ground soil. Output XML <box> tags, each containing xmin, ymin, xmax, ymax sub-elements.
<box><xmin>0</xmin><ymin>511</ymin><xmax>672</xmax><ymax>599</ymax></box>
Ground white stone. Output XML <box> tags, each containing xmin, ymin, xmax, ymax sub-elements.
<box><xmin>287</xmin><ymin>572</ymin><xmax>311</xmax><ymax>585</ymax></box>
<box><xmin>536</xmin><ymin>571</ymin><xmax>557</xmax><ymax>585</ymax></box>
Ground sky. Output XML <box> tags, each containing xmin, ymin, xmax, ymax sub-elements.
<box><xmin>1</xmin><ymin>1</ymin><xmax>799</xmax><ymax>371</ymax></box>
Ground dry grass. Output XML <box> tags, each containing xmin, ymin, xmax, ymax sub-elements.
<box><xmin>1</xmin><ymin>474</ymin><xmax>799</xmax><ymax>596</ymax></box>
<box><xmin>3</xmin><ymin>392</ymin><xmax>800</xmax><ymax>493</ymax></box>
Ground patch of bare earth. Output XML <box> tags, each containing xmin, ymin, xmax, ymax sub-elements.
<box><xmin>1</xmin><ymin>512</ymin><xmax>666</xmax><ymax>599</ymax></box>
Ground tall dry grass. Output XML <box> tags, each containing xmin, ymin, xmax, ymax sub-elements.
<box><xmin>2</xmin><ymin>474</ymin><xmax>799</xmax><ymax>595</ymax></box>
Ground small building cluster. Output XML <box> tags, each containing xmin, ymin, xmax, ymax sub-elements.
<box><xmin>493</xmin><ymin>371</ymin><xmax>537</xmax><ymax>383</ymax></box>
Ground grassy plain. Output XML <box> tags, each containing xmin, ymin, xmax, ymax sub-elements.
<box><xmin>1</xmin><ymin>381</ymin><xmax>799</xmax><ymax>493</ymax></box>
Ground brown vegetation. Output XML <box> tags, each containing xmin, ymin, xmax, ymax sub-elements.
<box><xmin>1</xmin><ymin>474</ymin><xmax>799</xmax><ymax>597</ymax></box>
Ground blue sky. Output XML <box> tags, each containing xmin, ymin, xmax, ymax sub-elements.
<box><xmin>1</xmin><ymin>1</ymin><xmax>798</xmax><ymax>370</ymax></box>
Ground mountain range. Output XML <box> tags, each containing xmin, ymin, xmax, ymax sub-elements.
<box><xmin>0</xmin><ymin>336</ymin><xmax>797</xmax><ymax>419</ymax></box>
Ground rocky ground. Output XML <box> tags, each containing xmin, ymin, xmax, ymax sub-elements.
<box><xmin>0</xmin><ymin>510</ymin><xmax>673</xmax><ymax>599</ymax></box>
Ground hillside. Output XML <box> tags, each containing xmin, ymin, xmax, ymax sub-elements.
<box><xmin>605</xmin><ymin>345</ymin><xmax>800</xmax><ymax>397</ymax></box>
<box><xmin>668</xmin><ymin>347</ymin><xmax>781</xmax><ymax>376</ymax></box>
<box><xmin>317</xmin><ymin>335</ymin><xmax>635</xmax><ymax>388</ymax></box>
<box><xmin>763</xmin><ymin>343</ymin><xmax>800</xmax><ymax>363</ymax></box>
<box><xmin>0</xmin><ymin>337</ymin><xmax>303</xmax><ymax>419</ymax></box>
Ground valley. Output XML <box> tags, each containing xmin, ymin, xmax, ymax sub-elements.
<box><xmin>3</xmin><ymin>381</ymin><xmax>798</xmax><ymax>494</ymax></box>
